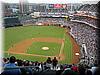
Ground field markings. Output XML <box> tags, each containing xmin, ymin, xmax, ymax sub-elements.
<box><xmin>4</xmin><ymin>51</ymin><xmax>56</xmax><ymax>58</ymax></box>
<box><xmin>58</xmin><ymin>33</ymin><xmax>65</xmax><ymax>61</ymax></box>
<box><xmin>5</xmin><ymin>38</ymin><xmax>63</xmax><ymax>59</ymax></box>
<box><xmin>8</xmin><ymin>38</ymin><xmax>63</xmax><ymax>53</ymax></box>
<box><xmin>66</xmin><ymin>32</ymin><xmax>80</xmax><ymax>64</ymax></box>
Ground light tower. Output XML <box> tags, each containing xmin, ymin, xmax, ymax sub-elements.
<box><xmin>19</xmin><ymin>0</ymin><xmax>29</xmax><ymax>14</ymax></box>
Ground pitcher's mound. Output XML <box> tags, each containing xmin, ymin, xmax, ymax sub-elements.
<box><xmin>42</xmin><ymin>47</ymin><xmax>49</xmax><ymax>50</ymax></box>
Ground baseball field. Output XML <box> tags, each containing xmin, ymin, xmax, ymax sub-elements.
<box><xmin>4</xmin><ymin>25</ymin><xmax>80</xmax><ymax>64</ymax></box>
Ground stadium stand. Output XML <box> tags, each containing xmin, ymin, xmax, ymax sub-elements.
<box><xmin>88</xmin><ymin>4</ymin><xmax>97</xmax><ymax>12</ymax></box>
<box><xmin>4</xmin><ymin>17</ymin><xmax>22</xmax><ymax>28</ymax></box>
<box><xmin>19</xmin><ymin>15</ymin><xmax>37</xmax><ymax>25</ymax></box>
<box><xmin>78</xmin><ymin>4</ymin><xmax>97</xmax><ymax>12</ymax></box>
<box><xmin>1</xmin><ymin>56</ymin><xmax>99</xmax><ymax>75</ymax></box>
<box><xmin>66</xmin><ymin>22</ymin><xmax>97</xmax><ymax>63</ymax></box>
<box><xmin>71</xmin><ymin>15</ymin><xmax>98</xmax><ymax>28</ymax></box>
<box><xmin>78</xmin><ymin>4</ymin><xmax>91</xmax><ymax>11</ymax></box>
<box><xmin>35</xmin><ymin>17</ymin><xmax>66</xmax><ymax>25</ymax></box>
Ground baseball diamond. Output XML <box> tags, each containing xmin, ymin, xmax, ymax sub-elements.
<box><xmin>4</xmin><ymin>26</ymin><xmax>80</xmax><ymax>64</ymax></box>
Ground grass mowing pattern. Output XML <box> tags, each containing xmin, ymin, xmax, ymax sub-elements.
<box><xmin>4</xmin><ymin>26</ymin><xmax>64</xmax><ymax>51</ymax></box>
<box><xmin>4</xmin><ymin>26</ymin><xmax>73</xmax><ymax>64</ymax></box>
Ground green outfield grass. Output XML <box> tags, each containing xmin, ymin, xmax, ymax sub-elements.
<box><xmin>4</xmin><ymin>26</ymin><xmax>64</xmax><ymax>51</ymax></box>
<box><xmin>4</xmin><ymin>26</ymin><xmax>73</xmax><ymax>64</ymax></box>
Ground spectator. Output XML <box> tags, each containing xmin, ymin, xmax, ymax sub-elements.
<box><xmin>89</xmin><ymin>63</ymin><xmax>98</xmax><ymax>75</ymax></box>
<box><xmin>71</xmin><ymin>64</ymin><xmax>78</xmax><ymax>72</ymax></box>
<box><xmin>78</xmin><ymin>64</ymin><xmax>86</xmax><ymax>75</ymax></box>
<box><xmin>46</xmin><ymin>57</ymin><xmax>52</xmax><ymax>64</ymax></box>
<box><xmin>85</xmin><ymin>70</ymin><xmax>92</xmax><ymax>75</ymax></box>
<box><xmin>52</xmin><ymin>57</ymin><xmax>58</xmax><ymax>70</ymax></box>
<box><xmin>61</xmin><ymin>69</ymin><xmax>79</xmax><ymax>75</ymax></box>
<box><xmin>2</xmin><ymin>56</ymin><xmax>21</xmax><ymax>75</ymax></box>
<box><xmin>93</xmin><ymin>67</ymin><xmax>100</xmax><ymax>75</ymax></box>
<box><xmin>46</xmin><ymin>57</ymin><xmax>52</xmax><ymax>70</ymax></box>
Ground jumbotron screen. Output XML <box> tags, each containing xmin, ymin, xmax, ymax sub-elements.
<box><xmin>48</xmin><ymin>4</ymin><xmax>67</xmax><ymax>9</ymax></box>
<box><xmin>54</xmin><ymin>4</ymin><xmax>62</xmax><ymax>8</ymax></box>
<box><xmin>49</xmin><ymin>4</ymin><xmax>54</xmax><ymax>8</ymax></box>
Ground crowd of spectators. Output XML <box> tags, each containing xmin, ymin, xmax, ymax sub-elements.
<box><xmin>71</xmin><ymin>16</ymin><xmax>98</xmax><ymax>28</ymax></box>
<box><xmin>72</xmin><ymin>3</ymin><xmax>98</xmax><ymax>29</ymax></box>
<box><xmin>35</xmin><ymin>17</ymin><xmax>66</xmax><ymax>25</ymax></box>
<box><xmin>19</xmin><ymin>15</ymin><xmax>37</xmax><ymax>25</ymax></box>
<box><xmin>1</xmin><ymin>56</ymin><xmax>99</xmax><ymax>75</ymax></box>
<box><xmin>64</xmin><ymin>21</ymin><xmax>98</xmax><ymax>65</ymax></box>
<box><xmin>68</xmin><ymin>13</ymin><xmax>99</xmax><ymax>66</ymax></box>
<box><xmin>78</xmin><ymin>4</ymin><xmax>97</xmax><ymax>12</ymax></box>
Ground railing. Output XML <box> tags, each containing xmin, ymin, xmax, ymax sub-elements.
<box><xmin>70</xmin><ymin>19</ymin><xmax>99</xmax><ymax>29</ymax></box>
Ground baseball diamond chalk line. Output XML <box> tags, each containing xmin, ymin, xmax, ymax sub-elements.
<box><xmin>5</xmin><ymin>38</ymin><xmax>65</xmax><ymax>60</ymax></box>
<box><xmin>5</xmin><ymin>34</ymin><xmax>80</xmax><ymax>63</ymax></box>
<box><xmin>58</xmin><ymin>33</ymin><xmax>65</xmax><ymax>61</ymax></box>
<box><xmin>67</xmin><ymin>32</ymin><xmax>80</xmax><ymax>64</ymax></box>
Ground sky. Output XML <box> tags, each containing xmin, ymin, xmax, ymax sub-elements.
<box><xmin>1</xmin><ymin>0</ymin><xmax>99</xmax><ymax>4</ymax></box>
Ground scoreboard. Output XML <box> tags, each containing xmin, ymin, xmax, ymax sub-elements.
<box><xmin>49</xmin><ymin>4</ymin><xmax>54</xmax><ymax>8</ymax></box>
<box><xmin>47</xmin><ymin>4</ymin><xmax>67</xmax><ymax>9</ymax></box>
<box><xmin>54</xmin><ymin>4</ymin><xmax>62</xmax><ymax>8</ymax></box>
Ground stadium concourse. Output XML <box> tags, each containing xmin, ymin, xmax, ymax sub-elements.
<box><xmin>2</xmin><ymin>2</ymin><xmax>100</xmax><ymax>75</ymax></box>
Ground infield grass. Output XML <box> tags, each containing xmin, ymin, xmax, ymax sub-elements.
<box><xmin>27</xmin><ymin>42</ymin><xmax>61</xmax><ymax>56</ymax></box>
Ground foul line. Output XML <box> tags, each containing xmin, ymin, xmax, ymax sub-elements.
<box><xmin>4</xmin><ymin>51</ymin><xmax>56</xmax><ymax>58</ymax></box>
<box><xmin>58</xmin><ymin>33</ymin><xmax>65</xmax><ymax>59</ymax></box>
